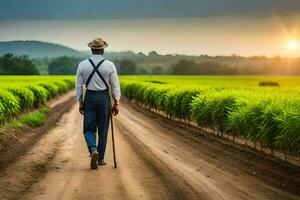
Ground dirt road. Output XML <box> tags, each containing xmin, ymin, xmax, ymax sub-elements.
<box><xmin>0</xmin><ymin>99</ymin><xmax>299</xmax><ymax>200</ymax></box>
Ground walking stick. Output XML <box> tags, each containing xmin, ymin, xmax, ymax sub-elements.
<box><xmin>110</xmin><ymin>110</ymin><xmax>117</xmax><ymax>168</ymax></box>
<box><xmin>109</xmin><ymin>93</ymin><xmax>117</xmax><ymax>168</ymax></box>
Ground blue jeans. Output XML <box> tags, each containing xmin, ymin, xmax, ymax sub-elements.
<box><xmin>83</xmin><ymin>89</ymin><xmax>110</xmax><ymax>161</ymax></box>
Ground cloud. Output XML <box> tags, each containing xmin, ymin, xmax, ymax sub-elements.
<box><xmin>0</xmin><ymin>0</ymin><xmax>299</xmax><ymax>20</ymax></box>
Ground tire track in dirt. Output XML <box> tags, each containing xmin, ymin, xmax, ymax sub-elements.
<box><xmin>14</xmin><ymin>103</ymin><xmax>194</xmax><ymax>200</ymax></box>
<box><xmin>0</xmin><ymin>96</ymin><xmax>75</xmax><ymax>200</ymax></box>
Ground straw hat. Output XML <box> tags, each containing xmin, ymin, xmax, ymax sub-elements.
<box><xmin>88</xmin><ymin>38</ymin><xmax>108</xmax><ymax>49</ymax></box>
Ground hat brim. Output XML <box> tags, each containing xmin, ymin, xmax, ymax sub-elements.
<box><xmin>88</xmin><ymin>41</ymin><xmax>108</xmax><ymax>49</ymax></box>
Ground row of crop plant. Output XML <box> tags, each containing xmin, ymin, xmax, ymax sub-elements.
<box><xmin>0</xmin><ymin>76</ymin><xmax>75</xmax><ymax>124</ymax></box>
<box><xmin>121</xmin><ymin>80</ymin><xmax>300</xmax><ymax>159</ymax></box>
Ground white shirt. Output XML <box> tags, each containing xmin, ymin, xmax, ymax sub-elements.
<box><xmin>75</xmin><ymin>54</ymin><xmax>121</xmax><ymax>104</ymax></box>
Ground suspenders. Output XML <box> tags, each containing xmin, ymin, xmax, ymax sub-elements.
<box><xmin>86</xmin><ymin>59</ymin><xmax>109</xmax><ymax>90</ymax></box>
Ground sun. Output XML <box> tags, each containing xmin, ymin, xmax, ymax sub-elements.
<box><xmin>288</xmin><ymin>39</ymin><xmax>299</xmax><ymax>50</ymax></box>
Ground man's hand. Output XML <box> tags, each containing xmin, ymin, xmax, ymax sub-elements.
<box><xmin>79</xmin><ymin>102</ymin><xmax>84</xmax><ymax>115</ymax></box>
<box><xmin>112</xmin><ymin>104</ymin><xmax>119</xmax><ymax>116</ymax></box>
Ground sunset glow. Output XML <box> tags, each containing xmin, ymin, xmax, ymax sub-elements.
<box><xmin>288</xmin><ymin>39</ymin><xmax>299</xmax><ymax>50</ymax></box>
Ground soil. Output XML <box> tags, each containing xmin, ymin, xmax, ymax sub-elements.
<box><xmin>0</xmin><ymin>97</ymin><xmax>299</xmax><ymax>200</ymax></box>
<box><xmin>0</xmin><ymin>91</ymin><xmax>76</xmax><ymax>170</ymax></box>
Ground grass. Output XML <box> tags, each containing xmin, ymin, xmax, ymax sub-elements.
<box><xmin>20</xmin><ymin>106</ymin><xmax>50</xmax><ymax>127</ymax></box>
<box><xmin>7</xmin><ymin>120</ymin><xmax>23</xmax><ymax>129</ymax></box>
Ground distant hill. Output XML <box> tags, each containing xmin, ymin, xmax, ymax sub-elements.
<box><xmin>0</xmin><ymin>41</ymin><xmax>85</xmax><ymax>58</ymax></box>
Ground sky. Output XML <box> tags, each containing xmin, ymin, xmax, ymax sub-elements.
<box><xmin>0</xmin><ymin>0</ymin><xmax>300</xmax><ymax>56</ymax></box>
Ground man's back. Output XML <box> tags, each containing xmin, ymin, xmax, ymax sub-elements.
<box><xmin>76</xmin><ymin>54</ymin><xmax>121</xmax><ymax>104</ymax></box>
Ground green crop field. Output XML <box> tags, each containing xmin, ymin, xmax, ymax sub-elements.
<box><xmin>120</xmin><ymin>76</ymin><xmax>300</xmax><ymax>157</ymax></box>
<box><xmin>3</xmin><ymin>75</ymin><xmax>300</xmax><ymax>158</ymax></box>
<box><xmin>0</xmin><ymin>76</ymin><xmax>75</xmax><ymax>124</ymax></box>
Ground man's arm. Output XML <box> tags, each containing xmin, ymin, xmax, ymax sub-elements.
<box><xmin>75</xmin><ymin>63</ymin><xmax>84</xmax><ymax>114</ymax></box>
<box><xmin>109</xmin><ymin>63</ymin><xmax>121</xmax><ymax>115</ymax></box>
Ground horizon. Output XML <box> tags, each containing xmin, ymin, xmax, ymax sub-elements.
<box><xmin>2</xmin><ymin>39</ymin><xmax>300</xmax><ymax>59</ymax></box>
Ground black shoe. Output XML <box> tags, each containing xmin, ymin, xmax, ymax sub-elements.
<box><xmin>98</xmin><ymin>160</ymin><xmax>107</xmax><ymax>166</ymax></box>
<box><xmin>90</xmin><ymin>151</ymin><xmax>99</xmax><ymax>170</ymax></box>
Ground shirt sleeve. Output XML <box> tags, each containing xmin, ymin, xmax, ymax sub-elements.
<box><xmin>109</xmin><ymin>63</ymin><xmax>121</xmax><ymax>104</ymax></box>
<box><xmin>75</xmin><ymin>63</ymin><xmax>84</xmax><ymax>102</ymax></box>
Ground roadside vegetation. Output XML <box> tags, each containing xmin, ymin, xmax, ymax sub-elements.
<box><xmin>5</xmin><ymin>106</ymin><xmax>50</xmax><ymax>129</ymax></box>
<box><xmin>0</xmin><ymin>76</ymin><xmax>75</xmax><ymax>124</ymax></box>
<box><xmin>20</xmin><ymin>106</ymin><xmax>50</xmax><ymax>127</ymax></box>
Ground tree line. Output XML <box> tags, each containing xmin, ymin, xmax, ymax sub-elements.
<box><xmin>1</xmin><ymin>53</ymin><xmax>300</xmax><ymax>75</ymax></box>
<box><xmin>47</xmin><ymin>57</ymin><xmax>140</xmax><ymax>75</ymax></box>
<box><xmin>0</xmin><ymin>54</ymin><xmax>39</xmax><ymax>75</ymax></box>
<box><xmin>0</xmin><ymin>54</ymin><xmax>144</xmax><ymax>75</ymax></box>
<box><xmin>170</xmin><ymin>59</ymin><xmax>300</xmax><ymax>75</ymax></box>
<box><xmin>46</xmin><ymin>56</ymin><xmax>300</xmax><ymax>76</ymax></box>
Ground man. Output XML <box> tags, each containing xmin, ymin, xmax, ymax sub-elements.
<box><xmin>75</xmin><ymin>37</ymin><xmax>121</xmax><ymax>170</ymax></box>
